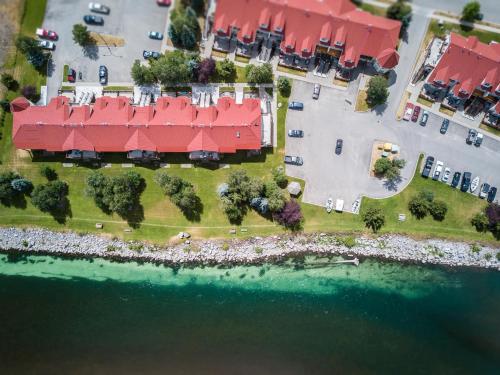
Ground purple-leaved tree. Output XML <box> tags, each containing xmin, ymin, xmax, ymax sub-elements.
<box><xmin>273</xmin><ymin>199</ymin><xmax>303</xmax><ymax>230</ymax></box>
<box><xmin>197</xmin><ymin>58</ymin><xmax>216</xmax><ymax>84</ymax></box>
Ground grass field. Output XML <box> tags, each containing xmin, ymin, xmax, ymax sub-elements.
<box><xmin>0</xmin><ymin>0</ymin><xmax>496</xmax><ymax>245</ymax></box>
<box><xmin>359</xmin><ymin>3</ymin><xmax>387</xmax><ymax>17</ymax></box>
<box><xmin>355</xmin><ymin>90</ymin><xmax>369</xmax><ymax>112</ymax></box>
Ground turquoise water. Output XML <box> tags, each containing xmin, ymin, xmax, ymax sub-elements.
<box><xmin>0</xmin><ymin>253</ymin><xmax>499</xmax><ymax>374</ymax></box>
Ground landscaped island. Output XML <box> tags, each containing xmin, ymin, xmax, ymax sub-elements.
<box><xmin>1</xmin><ymin>227</ymin><xmax>498</xmax><ymax>269</ymax></box>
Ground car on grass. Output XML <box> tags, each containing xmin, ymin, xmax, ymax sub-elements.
<box><xmin>466</xmin><ymin>129</ymin><xmax>477</xmax><ymax>144</ymax></box>
<box><xmin>149</xmin><ymin>31</ymin><xmax>163</xmax><ymax>40</ymax></box>
<box><xmin>288</xmin><ymin>129</ymin><xmax>304</xmax><ymax>137</ymax></box>
<box><xmin>335</xmin><ymin>139</ymin><xmax>343</xmax><ymax>155</ymax></box>
<box><xmin>99</xmin><ymin>65</ymin><xmax>107</xmax><ymax>84</ymax></box>
<box><xmin>440</xmin><ymin>119</ymin><xmax>449</xmax><ymax>134</ymax></box>
<box><xmin>89</xmin><ymin>2</ymin><xmax>110</xmax><ymax>14</ymax></box>
<box><xmin>312</xmin><ymin>84</ymin><xmax>321</xmax><ymax>99</ymax></box>
<box><xmin>288</xmin><ymin>101</ymin><xmax>304</xmax><ymax>110</ymax></box>
<box><xmin>143</xmin><ymin>50</ymin><xmax>161</xmax><ymax>59</ymax></box>
<box><xmin>38</xmin><ymin>40</ymin><xmax>55</xmax><ymax>50</ymax></box>
<box><xmin>487</xmin><ymin>187</ymin><xmax>497</xmax><ymax>203</ymax></box>
<box><xmin>36</xmin><ymin>28</ymin><xmax>58</xmax><ymax>40</ymax></box>
<box><xmin>420</xmin><ymin>110</ymin><xmax>429</xmax><ymax>126</ymax></box>
<box><xmin>432</xmin><ymin>160</ymin><xmax>443</xmax><ymax>180</ymax></box>
<box><xmin>461</xmin><ymin>172</ymin><xmax>472</xmax><ymax>192</ymax></box>
<box><xmin>411</xmin><ymin>105</ymin><xmax>421</xmax><ymax>122</ymax></box>
<box><xmin>441</xmin><ymin>167</ymin><xmax>451</xmax><ymax>183</ymax></box>
<box><xmin>403</xmin><ymin>102</ymin><xmax>414</xmax><ymax>121</ymax></box>
<box><xmin>479</xmin><ymin>183</ymin><xmax>490</xmax><ymax>199</ymax></box>
<box><xmin>67</xmin><ymin>68</ymin><xmax>76</xmax><ymax>83</ymax></box>
<box><xmin>157</xmin><ymin>0</ymin><xmax>172</xmax><ymax>5</ymax></box>
<box><xmin>83</xmin><ymin>14</ymin><xmax>104</xmax><ymax>25</ymax></box>
<box><xmin>474</xmin><ymin>132</ymin><xmax>483</xmax><ymax>147</ymax></box>
<box><xmin>284</xmin><ymin>155</ymin><xmax>303</xmax><ymax>165</ymax></box>
<box><xmin>422</xmin><ymin>156</ymin><xmax>434</xmax><ymax>178</ymax></box>
<box><xmin>451</xmin><ymin>172</ymin><xmax>461</xmax><ymax>188</ymax></box>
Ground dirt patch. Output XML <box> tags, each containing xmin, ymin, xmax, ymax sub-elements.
<box><xmin>355</xmin><ymin>90</ymin><xmax>369</xmax><ymax>112</ymax></box>
<box><xmin>89</xmin><ymin>32</ymin><xmax>125</xmax><ymax>47</ymax></box>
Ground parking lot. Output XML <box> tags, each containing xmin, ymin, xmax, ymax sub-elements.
<box><xmin>44</xmin><ymin>0</ymin><xmax>169</xmax><ymax>98</ymax></box>
<box><xmin>285</xmin><ymin>80</ymin><xmax>500</xmax><ymax>211</ymax></box>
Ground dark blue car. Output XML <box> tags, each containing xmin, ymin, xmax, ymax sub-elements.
<box><xmin>288</xmin><ymin>101</ymin><xmax>304</xmax><ymax>110</ymax></box>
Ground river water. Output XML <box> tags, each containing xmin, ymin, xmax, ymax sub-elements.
<box><xmin>0</xmin><ymin>253</ymin><xmax>499</xmax><ymax>374</ymax></box>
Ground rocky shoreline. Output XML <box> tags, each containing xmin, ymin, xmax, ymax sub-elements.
<box><xmin>0</xmin><ymin>227</ymin><xmax>498</xmax><ymax>269</ymax></box>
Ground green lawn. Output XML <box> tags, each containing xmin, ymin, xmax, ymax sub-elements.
<box><xmin>359</xmin><ymin>3</ymin><xmax>387</xmax><ymax>17</ymax></box>
<box><xmin>428</xmin><ymin>19</ymin><xmax>500</xmax><ymax>44</ymax></box>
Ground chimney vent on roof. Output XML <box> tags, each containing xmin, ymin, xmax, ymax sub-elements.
<box><xmin>236</xmin><ymin>131</ymin><xmax>240</xmax><ymax>138</ymax></box>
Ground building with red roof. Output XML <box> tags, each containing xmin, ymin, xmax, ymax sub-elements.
<box><xmin>211</xmin><ymin>0</ymin><xmax>401</xmax><ymax>76</ymax></box>
<box><xmin>11</xmin><ymin>96</ymin><xmax>264</xmax><ymax>161</ymax></box>
<box><xmin>423</xmin><ymin>33</ymin><xmax>500</xmax><ymax>111</ymax></box>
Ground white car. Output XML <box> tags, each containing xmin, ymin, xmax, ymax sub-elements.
<box><xmin>432</xmin><ymin>161</ymin><xmax>443</xmax><ymax>180</ymax></box>
<box><xmin>38</xmin><ymin>40</ymin><xmax>55</xmax><ymax>50</ymax></box>
<box><xmin>441</xmin><ymin>167</ymin><xmax>451</xmax><ymax>183</ymax></box>
<box><xmin>89</xmin><ymin>2</ymin><xmax>110</xmax><ymax>13</ymax></box>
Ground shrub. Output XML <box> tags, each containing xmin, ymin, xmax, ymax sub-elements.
<box><xmin>264</xmin><ymin>180</ymin><xmax>285</xmax><ymax>213</ymax></box>
<box><xmin>471</xmin><ymin>212</ymin><xmax>489</xmax><ymax>232</ymax></box>
<box><xmin>387</xmin><ymin>0</ymin><xmax>412</xmax><ymax>29</ymax></box>
<box><xmin>215</xmin><ymin>59</ymin><xmax>236</xmax><ymax>82</ymax></box>
<box><xmin>273</xmin><ymin>199</ymin><xmax>303</xmax><ymax>229</ymax></box>
<box><xmin>277</xmin><ymin>77</ymin><xmax>291</xmax><ymax>97</ymax></box>
<box><xmin>11</xmin><ymin>178</ymin><xmax>33</xmax><ymax>194</ymax></box>
<box><xmin>362</xmin><ymin>206</ymin><xmax>385</xmax><ymax>233</ymax></box>
<box><xmin>1</xmin><ymin>73</ymin><xmax>18</xmax><ymax>91</ymax></box>
<box><xmin>40</xmin><ymin>165</ymin><xmax>58</xmax><ymax>181</ymax></box>
<box><xmin>429</xmin><ymin>200</ymin><xmax>447</xmax><ymax>221</ymax></box>
<box><xmin>0</xmin><ymin>171</ymin><xmax>21</xmax><ymax>204</ymax></box>
<box><xmin>21</xmin><ymin>85</ymin><xmax>39</xmax><ymax>102</ymax></box>
<box><xmin>374</xmin><ymin>158</ymin><xmax>392</xmax><ymax>175</ymax></box>
<box><xmin>470</xmin><ymin>243</ymin><xmax>481</xmax><ymax>253</ymax></box>
<box><xmin>272</xmin><ymin>166</ymin><xmax>288</xmax><ymax>188</ymax></box>
<box><xmin>336</xmin><ymin>236</ymin><xmax>357</xmax><ymax>249</ymax></box>
<box><xmin>246</xmin><ymin>63</ymin><xmax>273</xmax><ymax>84</ymax></box>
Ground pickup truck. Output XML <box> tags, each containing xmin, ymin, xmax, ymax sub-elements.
<box><xmin>432</xmin><ymin>160</ymin><xmax>443</xmax><ymax>180</ymax></box>
<box><xmin>284</xmin><ymin>155</ymin><xmax>303</xmax><ymax>165</ymax></box>
<box><xmin>36</xmin><ymin>28</ymin><xmax>58</xmax><ymax>40</ymax></box>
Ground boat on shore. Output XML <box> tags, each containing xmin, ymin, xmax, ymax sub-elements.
<box><xmin>326</xmin><ymin>197</ymin><xmax>334</xmax><ymax>213</ymax></box>
<box><xmin>470</xmin><ymin>176</ymin><xmax>480</xmax><ymax>193</ymax></box>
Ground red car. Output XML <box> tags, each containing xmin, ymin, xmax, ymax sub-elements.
<box><xmin>36</xmin><ymin>28</ymin><xmax>58</xmax><ymax>40</ymax></box>
<box><xmin>403</xmin><ymin>102</ymin><xmax>414</xmax><ymax>121</ymax></box>
<box><xmin>156</xmin><ymin>0</ymin><xmax>171</xmax><ymax>5</ymax></box>
<box><xmin>67</xmin><ymin>68</ymin><xmax>76</xmax><ymax>83</ymax></box>
<box><xmin>411</xmin><ymin>105</ymin><xmax>421</xmax><ymax>122</ymax></box>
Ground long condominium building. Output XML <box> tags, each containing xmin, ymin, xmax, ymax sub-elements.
<box><xmin>11</xmin><ymin>95</ymin><xmax>264</xmax><ymax>161</ymax></box>
<box><xmin>211</xmin><ymin>0</ymin><xmax>401</xmax><ymax>76</ymax></box>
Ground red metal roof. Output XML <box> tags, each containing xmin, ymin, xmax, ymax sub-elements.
<box><xmin>427</xmin><ymin>33</ymin><xmax>500</xmax><ymax>98</ymax></box>
<box><xmin>213</xmin><ymin>0</ymin><xmax>401</xmax><ymax>69</ymax></box>
<box><xmin>12</xmin><ymin>96</ymin><xmax>262</xmax><ymax>153</ymax></box>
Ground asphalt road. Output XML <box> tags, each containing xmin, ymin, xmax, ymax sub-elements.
<box><xmin>43</xmin><ymin>0</ymin><xmax>169</xmax><ymax>99</ymax></box>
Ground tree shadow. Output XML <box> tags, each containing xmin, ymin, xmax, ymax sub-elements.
<box><xmin>383</xmin><ymin>175</ymin><xmax>403</xmax><ymax>192</ymax></box>
<box><xmin>49</xmin><ymin>197</ymin><xmax>72</xmax><ymax>224</ymax></box>
<box><xmin>83</xmin><ymin>44</ymin><xmax>99</xmax><ymax>60</ymax></box>
<box><xmin>373</xmin><ymin>102</ymin><xmax>388</xmax><ymax>115</ymax></box>
<box><xmin>180</xmin><ymin>196</ymin><xmax>204</xmax><ymax>222</ymax></box>
<box><xmin>123</xmin><ymin>203</ymin><xmax>144</xmax><ymax>229</ymax></box>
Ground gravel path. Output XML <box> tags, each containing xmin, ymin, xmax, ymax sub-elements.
<box><xmin>0</xmin><ymin>228</ymin><xmax>498</xmax><ymax>270</ymax></box>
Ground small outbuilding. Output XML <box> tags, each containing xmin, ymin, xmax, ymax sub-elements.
<box><xmin>287</xmin><ymin>181</ymin><xmax>301</xmax><ymax>196</ymax></box>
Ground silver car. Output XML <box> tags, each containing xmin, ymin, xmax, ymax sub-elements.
<box><xmin>441</xmin><ymin>167</ymin><xmax>451</xmax><ymax>183</ymax></box>
<box><xmin>312</xmin><ymin>84</ymin><xmax>320</xmax><ymax>99</ymax></box>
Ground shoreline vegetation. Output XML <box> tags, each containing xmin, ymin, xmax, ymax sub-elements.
<box><xmin>0</xmin><ymin>227</ymin><xmax>498</xmax><ymax>270</ymax></box>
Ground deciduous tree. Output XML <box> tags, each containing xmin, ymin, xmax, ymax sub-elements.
<box><xmin>362</xmin><ymin>206</ymin><xmax>385</xmax><ymax>232</ymax></box>
<box><xmin>273</xmin><ymin>199</ymin><xmax>303</xmax><ymax>229</ymax></box>
<box><xmin>461</xmin><ymin>1</ymin><xmax>481</xmax><ymax>22</ymax></box>
<box><xmin>215</xmin><ymin>59</ymin><xmax>236</xmax><ymax>82</ymax></box>
<box><xmin>366</xmin><ymin>76</ymin><xmax>389</xmax><ymax>107</ymax></box>
<box><xmin>72</xmin><ymin>24</ymin><xmax>93</xmax><ymax>46</ymax></box>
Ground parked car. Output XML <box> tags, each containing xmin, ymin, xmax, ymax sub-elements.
<box><xmin>420</xmin><ymin>110</ymin><xmax>429</xmax><ymax>126</ymax></box>
<box><xmin>403</xmin><ymin>102</ymin><xmax>414</xmax><ymax>121</ymax></box>
<box><xmin>149</xmin><ymin>31</ymin><xmax>163</xmax><ymax>40</ymax></box>
<box><xmin>143</xmin><ymin>50</ymin><xmax>161</xmax><ymax>59</ymax></box>
<box><xmin>487</xmin><ymin>187</ymin><xmax>497</xmax><ymax>203</ymax></box>
<box><xmin>432</xmin><ymin>160</ymin><xmax>443</xmax><ymax>180</ymax></box>
<box><xmin>67</xmin><ymin>68</ymin><xmax>76</xmax><ymax>83</ymax></box>
<box><xmin>284</xmin><ymin>155</ymin><xmax>303</xmax><ymax>165</ymax></box>
<box><xmin>451</xmin><ymin>172</ymin><xmax>461</xmax><ymax>188</ymax></box>
<box><xmin>38</xmin><ymin>40</ymin><xmax>55</xmax><ymax>50</ymax></box>
<box><xmin>157</xmin><ymin>0</ymin><xmax>172</xmax><ymax>5</ymax></box>
<box><xmin>99</xmin><ymin>65</ymin><xmax>107</xmax><ymax>84</ymax></box>
<box><xmin>288</xmin><ymin>101</ymin><xmax>304</xmax><ymax>110</ymax></box>
<box><xmin>411</xmin><ymin>105</ymin><xmax>421</xmax><ymax>122</ymax></box>
<box><xmin>440</xmin><ymin>119</ymin><xmax>449</xmax><ymax>134</ymax></box>
<box><xmin>422</xmin><ymin>156</ymin><xmax>434</xmax><ymax>178</ymax></box>
<box><xmin>474</xmin><ymin>132</ymin><xmax>483</xmax><ymax>147</ymax></box>
<box><xmin>461</xmin><ymin>172</ymin><xmax>472</xmax><ymax>192</ymax></box>
<box><xmin>83</xmin><ymin>14</ymin><xmax>104</xmax><ymax>25</ymax></box>
<box><xmin>288</xmin><ymin>129</ymin><xmax>304</xmax><ymax>137</ymax></box>
<box><xmin>312</xmin><ymin>84</ymin><xmax>321</xmax><ymax>99</ymax></box>
<box><xmin>36</xmin><ymin>28</ymin><xmax>58</xmax><ymax>40</ymax></box>
<box><xmin>335</xmin><ymin>139</ymin><xmax>343</xmax><ymax>155</ymax></box>
<box><xmin>479</xmin><ymin>183</ymin><xmax>490</xmax><ymax>199</ymax></box>
<box><xmin>89</xmin><ymin>2</ymin><xmax>110</xmax><ymax>14</ymax></box>
<box><xmin>466</xmin><ymin>129</ymin><xmax>477</xmax><ymax>144</ymax></box>
<box><xmin>441</xmin><ymin>167</ymin><xmax>451</xmax><ymax>183</ymax></box>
